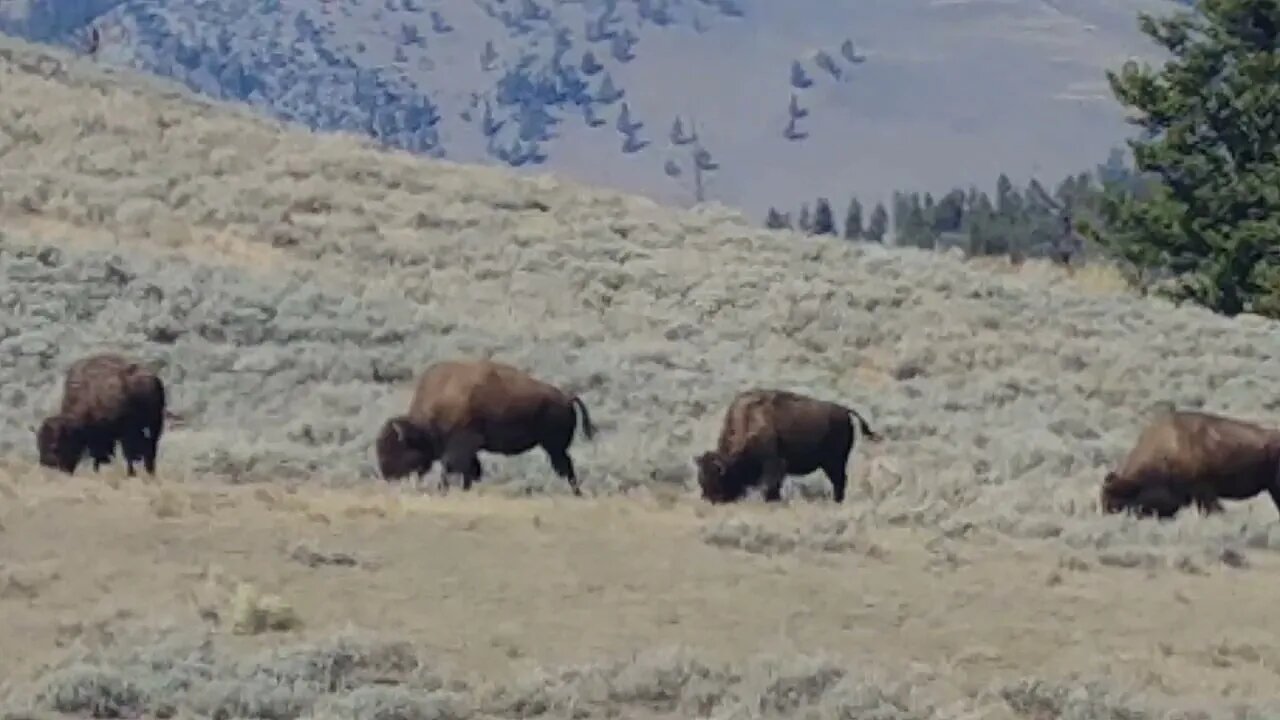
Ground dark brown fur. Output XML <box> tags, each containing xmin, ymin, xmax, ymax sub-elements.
<box><xmin>694</xmin><ymin>389</ymin><xmax>881</xmax><ymax>504</ymax></box>
<box><xmin>375</xmin><ymin>359</ymin><xmax>596</xmax><ymax>495</ymax></box>
<box><xmin>35</xmin><ymin>353</ymin><xmax>167</xmax><ymax>477</ymax></box>
<box><xmin>1101</xmin><ymin>409</ymin><xmax>1280</xmax><ymax>519</ymax></box>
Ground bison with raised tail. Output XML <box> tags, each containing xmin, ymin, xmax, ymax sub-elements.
<box><xmin>375</xmin><ymin>359</ymin><xmax>597</xmax><ymax>495</ymax></box>
<box><xmin>1101</xmin><ymin>409</ymin><xmax>1280</xmax><ymax>519</ymax></box>
<box><xmin>694</xmin><ymin>388</ymin><xmax>882</xmax><ymax>504</ymax></box>
<box><xmin>34</xmin><ymin>352</ymin><xmax>169</xmax><ymax>477</ymax></box>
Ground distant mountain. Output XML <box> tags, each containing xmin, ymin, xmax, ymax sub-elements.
<box><xmin>0</xmin><ymin>0</ymin><xmax>1180</xmax><ymax>218</ymax></box>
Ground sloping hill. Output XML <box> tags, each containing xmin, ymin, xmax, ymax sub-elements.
<box><xmin>1</xmin><ymin>0</ymin><xmax>1179</xmax><ymax>218</ymax></box>
<box><xmin>3</xmin><ymin>30</ymin><xmax>1280</xmax><ymax>567</ymax></box>
<box><xmin>8</xmin><ymin>30</ymin><xmax>1280</xmax><ymax>720</ymax></box>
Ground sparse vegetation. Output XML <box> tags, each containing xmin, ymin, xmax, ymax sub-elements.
<box><xmin>3</xmin><ymin>3</ymin><xmax>1280</xmax><ymax>715</ymax></box>
<box><xmin>7</xmin><ymin>623</ymin><xmax>1277</xmax><ymax>720</ymax></box>
<box><xmin>2</xmin><ymin>32</ymin><xmax>1280</xmax><ymax>558</ymax></box>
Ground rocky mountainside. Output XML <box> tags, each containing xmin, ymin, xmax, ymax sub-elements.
<box><xmin>1</xmin><ymin>0</ymin><xmax>1178</xmax><ymax>217</ymax></box>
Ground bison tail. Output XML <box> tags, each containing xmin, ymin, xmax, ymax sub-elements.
<box><xmin>571</xmin><ymin>396</ymin><xmax>597</xmax><ymax>441</ymax></box>
<box><xmin>849</xmin><ymin>408</ymin><xmax>882</xmax><ymax>442</ymax></box>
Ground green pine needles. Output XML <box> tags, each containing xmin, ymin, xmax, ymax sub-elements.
<box><xmin>1096</xmin><ymin>0</ymin><xmax>1280</xmax><ymax>317</ymax></box>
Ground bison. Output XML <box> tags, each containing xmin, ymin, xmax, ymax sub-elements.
<box><xmin>1100</xmin><ymin>409</ymin><xmax>1280</xmax><ymax>519</ymax></box>
<box><xmin>694</xmin><ymin>388</ymin><xmax>882</xmax><ymax>504</ymax></box>
<box><xmin>375</xmin><ymin>359</ymin><xmax>597</xmax><ymax>495</ymax></box>
<box><xmin>34</xmin><ymin>353</ymin><xmax>168</xmax><ymax>477</ymax></box>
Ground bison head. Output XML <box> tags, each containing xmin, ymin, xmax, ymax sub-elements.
<box><xmin>375</xmin><ymin>416</ymin><xmax>436</xmax><ymax>481</ymax></box>
<box><xmin>1098</xmin><ymin>472</ymin><xmax>1127</xmax><ymax>514</ymax></box>
<box><xmin>1099</xmin><ymin>472</ymin><xmax>1182</xmax><ymax>519</ymax></box>
<box><xmin>693</xmin><ymin>451</ymin><xmax>745</xmax><ymax>503</ymax></box>
<box><xmin>35</xmin><ymin>415</ymin><xmax>85</xmax><ymax>473</ymax></box>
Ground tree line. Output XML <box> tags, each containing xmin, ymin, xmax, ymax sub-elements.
<box><xmin>762</xmin><ymin>0</ymin><xmax>1280</xmax><ymax>320</ymax></box>
<box><xmin>763</xmin><ymin>147</ymin><xmax>1147</xmax><ymax>263</ymax></box>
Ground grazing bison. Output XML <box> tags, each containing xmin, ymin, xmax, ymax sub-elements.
<box><xmin>34</xmin><ymin>353</ymin><xmax>168</xmax><ymax>477</ymax></box>
<box><xmin>1101</xmin><ymin>409</ymin><xmax>1280</xmax><ymax>519</ymax></box>
<box><xmin>375</xmin><ymin>359</ymin><xmax>597</xmax><ymax>495</ymax></box>
<box><xmin>694</xmin><ymin>389</ymin><xmax>882</xmax><ymax>504</ymax></box>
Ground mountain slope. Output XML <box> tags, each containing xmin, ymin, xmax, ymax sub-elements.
<box><xmin>3</xmin><ymin>30</ymin><xmax>1280</xmax><ymax>568</ymax></box>
<box><xmin>2</xmin><ymin>0</ymin><xmax>1178</xmax><ymax>218</ymax></box>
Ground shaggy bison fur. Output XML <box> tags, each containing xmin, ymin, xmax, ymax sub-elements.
<box><xmin>35</xmin><ymin>353</ymin><xmax>167</xmax><ymax>477</ymax></box>
<box><xmin>694</xmin><ymin>389</ymin><xmax>881</xmax><ymax>504</ymax></box>
<box><xmin>1101</xmin><ymin>409</ymin><xmax>1280</xmax><ymax>519</ymax></box>
<box><xmin>375</xmin><ymin>359</ymin><xmax>597</xmax><ymax>495</ymax></box>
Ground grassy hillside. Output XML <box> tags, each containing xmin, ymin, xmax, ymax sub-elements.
<box><xmin>5</xmin><ymin>29</ymin><xmax>1280</xmax><ymax>556</ymax></box>
<box><xmin>2</xmin><ymin>0</ymin><xmax>1180</xmax><ymax>218</ymax></box>
<box><xmin>7</xmin><ymin>30</ymin><xmax>1280</xmax><ymax>720</ymax></box>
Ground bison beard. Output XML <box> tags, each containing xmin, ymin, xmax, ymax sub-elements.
<box><xmin>35</xmin><ymin>353</ymin><xmax>167</xmax><ymax>477</ymax></box>
<box><xmin>1100</xmin><ymin>409</ymin><xmax>1280</xmax><ymax>520</ymax></box>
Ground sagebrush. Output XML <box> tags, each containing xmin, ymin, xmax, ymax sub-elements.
<box><xmin>2</xmin><ymin>34</ymin><xmax>1280</xmax><ymax>566</ymax></box>
<box><xmin>4</xmin><ymin>624</ymin><xmax>1272</xmax><ymax>720</ymax></box>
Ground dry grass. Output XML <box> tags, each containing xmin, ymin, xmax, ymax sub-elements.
<box><xmin>3</xmin><ymin>467</ymin><xmax>1280</xmax><ymax>719</ymax></box>
<box><xmin>4</xmin><ymin>31</ymin><xmax>1280</xmax><ymax>716</ymax></box>
<box><xmin>967</xmin><ymin>254</ymin><xmax>1135</xmax><ymax>297</ymax></box>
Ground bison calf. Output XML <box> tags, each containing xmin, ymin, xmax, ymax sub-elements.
<box><xmin>694</xmin><ymin>388</ymin><xmax>881</xmax><ymax>504</ymax></box>
<box><xmin>375</xmin><ymin>359</ymin><xmax>597</xmax><ymax>495</ymax></box>
<box><xmin>34</xmin><ymin>353</ymin><xmax>168</xmax><ymax>477</ymax></box>
<box><xmin>1101</xmin><ymin>409</ymin><xmax>1280</xmax><ymax>519</ymax></box>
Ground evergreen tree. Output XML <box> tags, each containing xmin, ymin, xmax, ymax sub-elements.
<box><xmin>1095</xmin><ymin>0</ymin><xmax>1280</xmax><ymax>316</ymax></box>
<box><xmin>843</xmin><ymin>197</ymin><xmax>864</xmax><ymax>240</ymax></box>
<box><xmin>765</xmin><ymin>207</ymin><xmax>791</xmax><ymax>229</ymax></box>
<box><xmin>996</xmin><ymin>173</ymin><xmax>1018</xmax><ymax>219</ymax></box>
<box><xmin>966</xmin><ymin>191</ymin><xmax>998</xmax><ymax>256</ymax></box>
<box><xmin>866</xmin><ymin>202</ymin><xmax>888</xmax><ymax>243</ymax></box>
<box><xmin>811</xmin><ymin>197</ymin><xmax>836</xmax><ymax>235</ymax></box>
<box><xmin>903</xmin><ymin>193</ymin><xmax>933</xmax><ymax>249</ymax></box>
<box><xmin>797</xmin><ymin>203</ymin><xmax>812</xmax><ymax>233</ymax></box>
<box><xmin>932</xmin><ymin>189</ymin><xmax>965</xmax><ymax>234</ymax></box>
<box><xmin>890</xmin><ymin>191</ymin><xmax>908</xmax><ymax>236</ymax></box>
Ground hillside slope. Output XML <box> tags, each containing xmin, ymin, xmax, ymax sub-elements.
<box><xmin>1</xmin><ymin>0</ymin><xmax>1180</xmax><ymax>217</ymax></box>
<box><xmin>3</xmin><ymin>30</ymin><xmax>1280</xmax><ymax>569</ymax></box>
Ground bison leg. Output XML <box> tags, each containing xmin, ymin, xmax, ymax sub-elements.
<box><xmin>456</xmin><ymin>455</ymin><xmax>484</xmax><ymax>491</ymax></box>
<box><xmin>87</xmin><ymin>437</ymin><xmax>114</xmax><ymax>473</ymax></box>
<box><xmin>822</xmin><ymin>461</ymin><xmax>849</xmax><ymax>504</ymax></box>
<box><xmin>142</xmin><ymin>424</ymin><xmax>161</xmax><ymax>476</ymax></box>
<box><xmin>440</xmin><ymin>433</ymin><xmax>483</xmax><ymax>494</ymax></box>
<box><xmin>120</xmin><ymin>430</ymin><xmax>149</xmax><ymax>478</ymax></box>
<box><xmin>761</xmin><ymin>457</ymin><xmax>786</xmax><ymax>503</ymax></box>
<box><xmin>462</xmin><ymin>456</ymin><xmax>483</xmax><ymax>491</ymax></box>
<box><xmin>1268</xmin><ymin>485</ymin><xmax>1280</xmax><ymax>518</ymax></box>
<box><xmin>1193</xmin><ymin>496</ymin><xmax>1224</xmax><ymax>515</ymax></box>
<box><xmin>545</xmin><ymin>448</ymin><xmax>583</xmax><ymax>496</ymax></box>
<box><xmin>1132</xmin><ymin>483</ymin><xmax>1185</xmax><ymax>520</ymax></box>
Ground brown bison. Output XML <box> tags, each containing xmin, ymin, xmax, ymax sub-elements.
<box><xmin>1101</xmin><ymin>409</ymin><xmax>1280</xmax><ymax>519</ymax></box>
<box><xmin>375</xmin><ymin>359</ymin><xmax>597</xmax><ymax>495</ymax></box>
<box><xmin>694</xmin><ymin>388</ymin><xmax>882</xmax><ymax>504</ymax></box>
<box><xmin>34</xmin><ymin>353</ymin><xmax>168</xmax><ymax>477</ymax></box>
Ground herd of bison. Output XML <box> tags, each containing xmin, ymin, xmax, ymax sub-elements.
<box><xmin>26</xmin><ymin>351</ymin><xmax>1280</xmax><ymax>520</ymax></box>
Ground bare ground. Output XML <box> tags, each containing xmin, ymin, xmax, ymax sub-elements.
<box><xmin>4</xmin><ymin>463</ymin><xmax>1280</xmax><ymax>718</ymax></box>
<box><xmin>5</xmin><ymin>31</ymin><xmax>1280</xmax><ymax>718</ymax></box>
